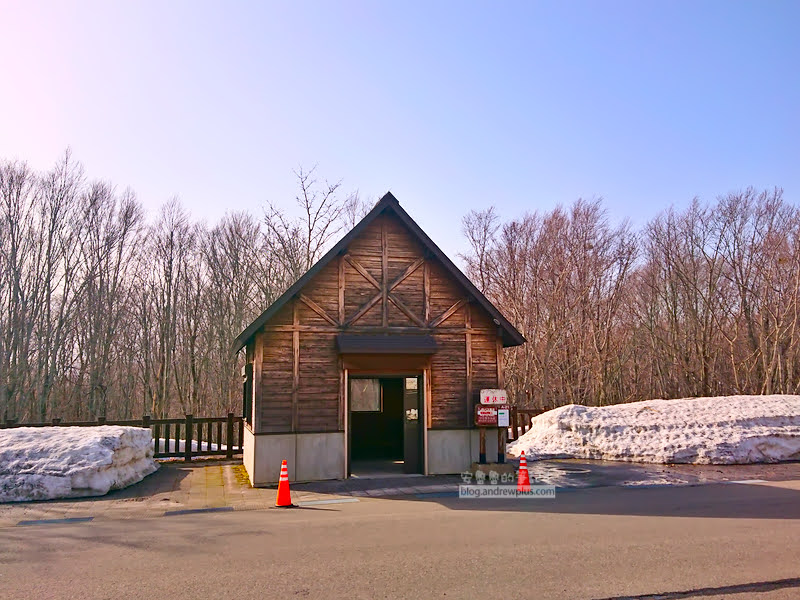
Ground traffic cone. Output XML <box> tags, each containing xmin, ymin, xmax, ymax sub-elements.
<box><xmin>517</xmin><ymin>451</ymin><xmax>531</xmax><ymax>492</ymax></box>
<box><xmin>275</xmin><ymin>459</ymin><xmax>294</xmax><ymax>507</ymax></box>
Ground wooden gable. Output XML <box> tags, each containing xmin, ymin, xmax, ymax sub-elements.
<box><xmin>238</xmin><ymin>194</ymin><xmax>524</xmax><ymax>433</ymax></box>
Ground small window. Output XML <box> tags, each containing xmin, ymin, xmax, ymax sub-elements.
<box><xmin>351</xmin><ymin>379</ymin><xmax>381</xmax><ymax>412</ymax></box>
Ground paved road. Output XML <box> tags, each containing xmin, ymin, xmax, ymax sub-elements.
<box><xmin>3</xmin><ymin>481</ymin><xmax>800</xmax><ymax>600</ymax></box>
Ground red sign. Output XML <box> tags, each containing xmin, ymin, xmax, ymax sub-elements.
<box><xmin>480</xmin><ymin>389</ymin><xmax>508</xmax><ymax>405</ymax></box>
<box><xmin>475</xmin><ymin>405</ymin><xmax>498</xmax><ymax>426</ymax></box>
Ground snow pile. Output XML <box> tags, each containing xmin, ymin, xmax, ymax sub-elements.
<box><xmin>507</xmin><ymin>395</ymin><xmax>800</xmax><ymax>464</ymax></box>
<box><xmin>0</xmin><ymin>426</ymin><xmax>159</xmax><ymax>502</ymax></box>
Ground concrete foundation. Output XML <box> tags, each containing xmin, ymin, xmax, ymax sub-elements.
<box><xmin>244</xmin><ymin>431</ymin><xmax>345</xmax><ymax>485</ymax></box>
<box><xmin>245</xmin><ymin>427</ymin><xmax>497</xmax><ymax>482</ymax></box>
<box><xmin>243</xmin><ymin>426</ymin><xmax>256</xmax><ymax>486</ymax></box>
<box><xmin>426</xmin><ymin>428</ymin><xmax>498</xmax><ymax>474</ymax></box>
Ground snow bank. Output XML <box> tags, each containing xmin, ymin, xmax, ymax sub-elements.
<box><xmin>507</xmin><ymin>395</ymin><xmax>800</xmax><ymax>464</ymax></box>
<box><xmin>0</xmin><ymin>426</ymin><xmax>159</xmax><ymax>502</ymax></box>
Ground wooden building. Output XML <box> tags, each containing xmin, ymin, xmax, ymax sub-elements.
<box><xmin>234</xmin><ymin>193</ymin><xmax>525</xmax><ymax>484</ymax></box>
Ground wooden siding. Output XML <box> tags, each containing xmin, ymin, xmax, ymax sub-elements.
<box><xmin>254</xmin><ymin>212</ymin><xmax>502</xmax><ymax>433</ymax></box>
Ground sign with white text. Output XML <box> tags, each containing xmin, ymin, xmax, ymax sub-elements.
<box><xmin>475</xmin><ymin>405</ymin><xmax>498</xmax><ymax>426</ymax></box>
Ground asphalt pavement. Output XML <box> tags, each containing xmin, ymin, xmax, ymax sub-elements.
<box><xmin>3</xmin><ymin>479</ymin><xmax>800</xmax><ymax>600</ymax></box>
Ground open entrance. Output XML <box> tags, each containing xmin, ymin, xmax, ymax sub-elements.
<box><xmin>348</xmin><ymin>375</ymin><xmax>423</xmax><ymax>477</ymax></box>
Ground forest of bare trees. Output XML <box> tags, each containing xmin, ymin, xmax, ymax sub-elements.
<box><xmin>1</xmin><ymin>151</ymin><xmax>795</xmax><ymax>421</ymax></box>
<box><xmin>462</xmin><ymin>188</ymin><xmax>800</xmax><ymax>409</ymax></box>
<box><xmin>0</xmin><ymin>152</ymin><xmax>367</xmax><ymax>421</ymax></box>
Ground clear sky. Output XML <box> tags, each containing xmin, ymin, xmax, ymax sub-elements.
<box><xmin>1</xmin><ymin>1</ymin><xmax>798</xmax><ymax>258</ymax></box>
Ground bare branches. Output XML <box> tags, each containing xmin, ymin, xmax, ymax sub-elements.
<box><xmin>1</xmin><ymin>148</ymin><xmax>795</xmax><ymax>421</ymax></box>
<box><xmin>0</xmin><ymin>156</ymin><xmax>363</xmax><ymax>422</ymax></box>
<box><xmin>468</xmin><ymin>190</ymin><xmax>800</xmax><ymax>409</ymax></box>
<box><xmin>263</xmin><ymin>166</ymin><xmax>357</xmax><ymax>285</ymax></box>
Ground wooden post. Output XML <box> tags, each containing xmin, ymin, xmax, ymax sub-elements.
<box><xmin>292</xmin><ymin>300</ymin><xmax>300</xmax><ymax>432</ymax></box>
<box><xmin>465</xmin><ymin>304</ymin><xmax>472</xmax><ymax>426</ymax></box>
<box><xmin>184</xmin><ymin>414</ymin><xmax>193</xmax><ymax>462</ymax></box>
<box><xmin>423</xmin><ymin>261</ymin><xmax>430</xmax><ymax>324</ymax></box>
<box><xmin>381</xmin><ymin>219</ymin><xmax>388</xmax><ymax>327</ymax></box>
<box><xmin>479</xmin><ymin>428</ymin><xmax>486</xmax><ymax>464</ymax></box>
<box><xmin>338</xmin><ymin>357</ymin><xmax>345</xmax><ymax>431</ymax></box>
<box><xmin>497</xmin><ymin>426</ymin><xmax>505</xmax><ymax>464</ymax></box>
<box><xmin>338</xmin><ymin>254</ymin><xmax>345</xmax><ymax>324</ymax></box>
<box><xmin>509</xmin><ymin>407</ymin><xmax>518</xmax><ymax>441</ymax></box>
<box><xmin>424</xmin><ymin>366</ymin><xmax>433</xmax><ymax>429</ymax></box>
<box><xmin>196</xmin><ymin>418</ymin><xmax>204</xmax><ymax>454</ymax></box>
<box><xmin>142</xmin><ymin>415</ymin><xmax>151</xmax><ymax>429</ymax></box>
<box><xmin>154</xmin><ymin>422</ymin><xmax>162</xmax><ymax>455</ymax></box>
<box><xmin>226</xmin><ymin>413</ymin><xmax>235</xmax><ymax>459</ymax></box>
<box><xmin>253</xmin><ymin>332</ymin><xmax>263</xmax><ymax>433</ymax></box>
<box><xmin>496</xmin><ymin>332</ymin><xmax>504</xmax><ymax>388</ymax></box>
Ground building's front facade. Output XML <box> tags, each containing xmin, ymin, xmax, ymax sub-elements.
<box><xmin>234</xmin><ymin>193</ymin><xmax>525</xmax><ymax>485</ymax></box>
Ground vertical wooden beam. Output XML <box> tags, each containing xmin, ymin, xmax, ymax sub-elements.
<box><xmin>292</xmin><ymin>300</ymin><xmax>300</xmax><ymax>432</ymax></box>
<box><xmin>465</xmin><ymin>303</ymin><xmax>472</xmax><ymax>427</ymax></box>
<box><xmin>381</xmin><ymin>219</ymin><xmax>388</xmax><ymax>327</ymax></box>
<box><xmin>338</xmin><ymin>356</ymin><xmax>345</xmax><ymax>431</ymax></box>
<box><xmin>253</xmin><ymin>333</ymin><xmax>263</xmax><ymax>433</ymax></box>
<box><xmin>424</xmin><ymin>366</ymin><xmax>433</xmax><ymax>429</ymax></box>
<box><xmin>422</xmin><ymin>367</ymin><xmax>430</xmax><ymax>475</ymax></box>
<box><xmin>338</xmin><ymin>254</ymin><xmax>345</xmax><ymax>324</ymax></box>
<box><xmin>496</xmin><ymin>330</ymin><xmax>505</xmax><ymax>388</ymax></box>
<box><xmin>423</xmin><ymin>260</ymin><xmax>430</xmax><ymax>324</ymax></box>
<box><xmin>343</xmin><ymin>368</ymin><xmax>349</xmax><ymax>478</ymax></box>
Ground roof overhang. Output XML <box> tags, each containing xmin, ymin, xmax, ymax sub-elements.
<box><xmin>336</xmin><ymin>334</ymin><xmax>437</xmax><ymax>355</ymax></box>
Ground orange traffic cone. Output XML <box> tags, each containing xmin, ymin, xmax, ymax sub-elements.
<box><xmin>517</xmin><ymin>451</ymin><xmax>531</xmax><ymax>492</ymax></box>
<box><xmin>275</xmin><ymin>459</ymin><xmax>294</xmax><ymax>507</ymax></box>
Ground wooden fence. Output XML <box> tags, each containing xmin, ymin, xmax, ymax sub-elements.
<box><xmin>0</xmin><ymin>413</ymin><xmax>244</xmax><ymax>462</ymax></box>
<box><xmin>507</xmin><ymin>407</ymin><xmax>544</xmax><ymax>442</ymax></box>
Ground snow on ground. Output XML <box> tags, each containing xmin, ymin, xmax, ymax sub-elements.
<box><xmin>507</xmin><ymin>395</ymin><xmax>800</xmax><ymax>464</ymax></box>
<box><xmin>0</xmin><ymin>426</ymin><xmax>159</xmax><ymax>502</ymax></box>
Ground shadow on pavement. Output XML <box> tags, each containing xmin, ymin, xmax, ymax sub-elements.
<box><xmin>432</xmin><ymin>479</ymin><xmax>800</xmax><ymax>520</ymax></box>
<box><xmin>102</xmin><ymin>462</ymin><xmax>193</xmax><ymax>501</ymax></box>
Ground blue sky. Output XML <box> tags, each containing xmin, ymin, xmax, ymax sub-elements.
<box><xmin>1</xmin><ymin>1</ymin><xmax>798</xmax><ymax>257</ymax></box>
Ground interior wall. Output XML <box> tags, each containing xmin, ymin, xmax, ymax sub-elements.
<box><xmin>350</xmin><ymin>378</ymin><xmax>404</xmax><ymax>460</ymax></box>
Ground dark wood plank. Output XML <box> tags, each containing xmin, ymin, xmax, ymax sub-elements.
<box><xmin>387</xmin><ymin>292</ymin><xmax>425</xmax><ymax>327</ymax></box>
<box><xmin>430</xmin><ymin>298</ymin><xmax>468</xmax><ymax>328</ymax></box>
<box><xmin>338</xmin><ymin>255</ymin><xmax>345</xmax><ymax>324</ymax></box>
<box><xmin>343</xmin><ymin>254</ymin><xmax>380</xmax><ymax>289</ymax></box>
<box><xmin>496</xmin><ymin>333</ymin><xmax>504</xmax><ymax>388</ymax></box>
<box><xmin>292</xmin><ymin>300</ymin><xmax>300</xmax><ymax>432</ymax></box>
<box><xmin>253</xmin><ymin>332</ymin><xmax>263</xmax><ymax>432</ymax></box>
<box><xmin>423</xmin><ymin>260</ymin><xmax>430</xmax><ymax>324</ymax></box>
<box><xmin>299</xmin><ymin>293</ymin><xmax>338</xmax><ymax>326</ymax></box>
<box><xmin>345</xmin><ymin>291</ymin><xmax>382</xmax><ymax>326</ymax></box>
<box><xmin>466</xmin><ymin>305</ymin><xmax>473</xmax><ymax>426</ymax></box>
<box><xmin>381</xmin><ymin>219</ymin><xmax>388</xmax><ymax>327</ymax></box>
<box><xmin>388</xmin><ymin>257</ymin><xmax>424</xmax><ymax>291</ymax></box>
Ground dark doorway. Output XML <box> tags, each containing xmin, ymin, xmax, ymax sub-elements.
<box><xmin>349</xmin><ymin>376</ymin><xmax>422</xmax><ymax>476</ymax></box>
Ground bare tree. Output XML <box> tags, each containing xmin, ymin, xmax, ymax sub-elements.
<box><xmin>460</xmin><ymin>206</ymin><xmax>499</xmax><ymax>294</ymax></box>
<box><xmin>263</xmin><ymin>167</ymin><xmax>357</xmax><ymax>285</ymax></box>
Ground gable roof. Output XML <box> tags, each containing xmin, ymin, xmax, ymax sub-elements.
<box><xmin>232</xmin><ymin>192</ymin><xmax>526</xmax><ymax>352</ymax></box>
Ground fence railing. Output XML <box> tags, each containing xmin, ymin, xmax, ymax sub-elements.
<box><xmin>507</xmin><ymin>407</ymin><xmax>544</xmax><ymax>442</ymax></box>
<box><xmin>0</xmin><ymin>413</ymin><xmax>244</xmax><ymax>461</ymax></box>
